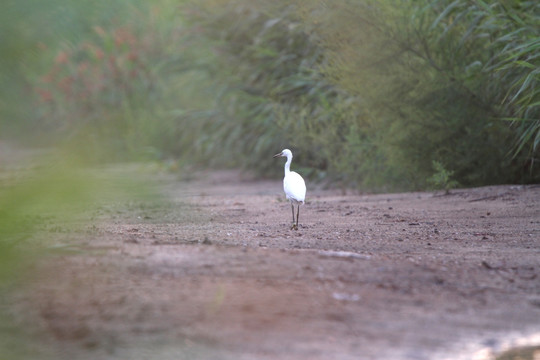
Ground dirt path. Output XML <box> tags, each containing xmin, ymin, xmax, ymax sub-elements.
<box><xmin>12</xmin><ymin>169</ymin><xmax>540</xmax><ymax>359</ymax></box>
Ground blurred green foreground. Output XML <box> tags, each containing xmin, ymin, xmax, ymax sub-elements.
<box><xmin>0</xmin><ymin>142</ymin><xmax>159</xmax><ymax>358</ymax></box>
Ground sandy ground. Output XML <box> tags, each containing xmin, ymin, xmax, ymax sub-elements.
<box><xmin>5</xmin><ymin>165</ymin><xmax>540</xmax><ymax>360</ymax></box>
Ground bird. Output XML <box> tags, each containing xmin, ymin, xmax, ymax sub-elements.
<box><xmin>273</xmin><ymin>149</ymin><xmax>306</xmax><ymax>230</ymax></box>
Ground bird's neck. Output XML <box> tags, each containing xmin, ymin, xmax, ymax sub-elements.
<box><xmin>284</xmin><ymin>156</ymin><xmax>292</xmax><ymax>175</ymax></box>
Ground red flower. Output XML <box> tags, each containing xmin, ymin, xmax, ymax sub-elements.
<box><xmin>55</xmin><ymin>51</ymin><xmax>69</xmax><ymax>65</ymax></box>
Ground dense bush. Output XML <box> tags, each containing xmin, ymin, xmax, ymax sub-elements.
<box><xmin>2</xmin><ymin>0</ymin><xmax>539</xmax><ymax>190</ymax></box>
<box><xmin>175</xmin><ymin>0</ymin><xmax>538</xmax><ymax>189</ymax></box>
<box><xmin>2</xmin><ymin>0</ymin><xmax>185</xmax><ymax>160</ymax></box>
<box><xmin>177</xmin><ymin>1</ymin><xmax>365</xmax><ymax>182</ymax></box>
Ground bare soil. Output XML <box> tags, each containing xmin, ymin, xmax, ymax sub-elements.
<box><xmin>9</xmin><ymin>168</ymin><xmax>540</xmax><ymax>359</ymax></box>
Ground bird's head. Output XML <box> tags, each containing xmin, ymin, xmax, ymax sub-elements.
<box><xmin>273</xmin><ymin>149</ymin><xmax>292</xmax><ymax>159</ymax></box>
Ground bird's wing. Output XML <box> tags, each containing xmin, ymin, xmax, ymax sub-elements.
<box><xmin>284</xmin><ymin>171</ymin><xmax>306</xmax><ymax>203</ymax></box>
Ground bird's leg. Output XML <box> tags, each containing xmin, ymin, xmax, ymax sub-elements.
<box><xmin>290</xmin><ymin>203</ymin><xmax>296</xmax><ymax>230</ymax></box>
<box><xmin>296</xmin><ymin>205</ymin><xmax>300</xmax><ymax>230</ymax></box>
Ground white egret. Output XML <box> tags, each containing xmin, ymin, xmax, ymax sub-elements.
<box><xmin>273</xmin><ymin>149</ymin><xmax>306</xmax><ymax>230</ymax></box>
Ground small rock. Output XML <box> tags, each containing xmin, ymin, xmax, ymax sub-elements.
<box><xmin>202</xmin><ymin>237</ymin><xmax>212</xmax><ymax>245</ymax></box>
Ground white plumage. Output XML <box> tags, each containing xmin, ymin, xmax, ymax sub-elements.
<box><xmin>273</xmin><ymin>149</ymin><xmax>306</xmax><ymax>230</ymax></box>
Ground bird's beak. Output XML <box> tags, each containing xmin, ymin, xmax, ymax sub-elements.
<box><xmin>273</xmin><ymin>152</ymin><xmax>282</xmax><ymax>158</ymax></box>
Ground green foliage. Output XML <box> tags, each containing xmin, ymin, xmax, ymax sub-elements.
<box><xmin>0</xmin><ymin>163</ymin><xmax>86</xmax><ymax>284</ymax></box>
<box><xmin>176</xmin><ymin>0</ymin><xmax>378</xmax><ymax>187</ymax></box>
<box><xmin>1</xmin><ymin>0</ymin><xmax>538</xmax><ymax>190</ymax></box>
<box><xmin>295</xmin><ymin>0</ymin><xmax>539</xmax><ymax>188</ymax></box>
<box><xmin>427</xmin><ymin>160</ymin><xmax>459</xmax><ymax>193</ymax></box>
<box><xmin>1</xmin><ymin>0</ymin><xmax>140</xmax><ymax>133</ymax></box>
<box><xmin>411</xmin><ymin>0</ymin><xmax>540</xmax><ymax>175</ymax></box>
<box><xmin>173</xmin><ymin>1</ymin><xmax>333</xmax><ymax>173</ymax></box>
<box><xmin>0</xmin><ymin>150</ymin><xmax>159</xmax><ymax>359</ymax></box>
<box><xmin>168</xmin><ymin>0</ymin><xmax>538</xmax><ymax>189</ymax></box>
<box><xmin>1</xmin><ymin>0</ymin><xmax>186</xmax><ymax>161</ymax></box>
<box><xmin>0</xmin><ymin>155</ymin><xmax>154</xmax><ymax>283</ymax></box>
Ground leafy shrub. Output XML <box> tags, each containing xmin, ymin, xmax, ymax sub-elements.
<box><xmin>3</xmin><ymin>0</ymin><xmax>538</xmax><ymax>190</ymax></box>
<box><xmin>175</xmin><ymin>1</ymin><xmax>357</xmax><ymax>175</ymax></box>
<box><xmin>294</xmin><ymin>0</ymin><xmax>539</xmax><ymax>188</ymax></box>
<box><xmin>427</xmin><ymin>160</ymin><xmax>459</xmax><ymax>194</ymax></box>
